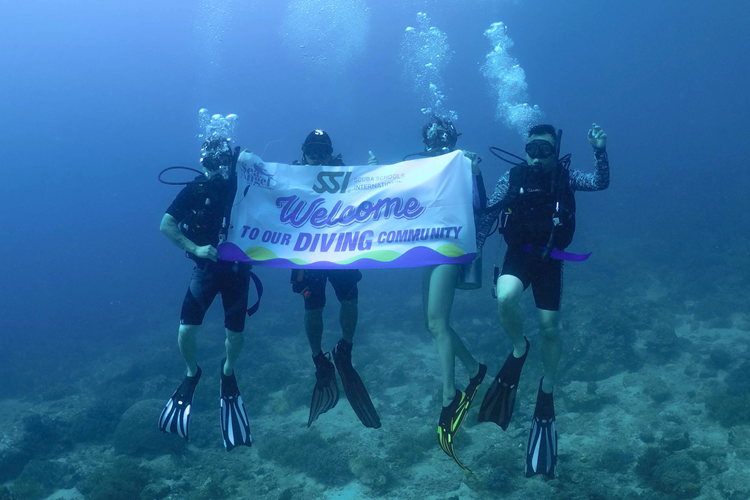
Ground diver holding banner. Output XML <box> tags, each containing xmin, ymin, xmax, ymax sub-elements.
<box><xmin>157</xmin><ymin>111</ymin><xmax>261</xmax><ymax>452</ymax></box>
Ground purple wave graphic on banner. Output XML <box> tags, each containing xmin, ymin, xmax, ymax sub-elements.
<box><xmin>218</xmin><ymin>242</ymin><xmax>474</xmax><ymax>269</ymax></box>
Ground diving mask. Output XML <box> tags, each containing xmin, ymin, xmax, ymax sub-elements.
<box><xmin>525</xmin><ymin>140</ymin><xmax>556</xmax><ymax>160</ymax></box>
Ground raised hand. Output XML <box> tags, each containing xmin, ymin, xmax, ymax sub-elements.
<box><xmin>588</xmin><ymin>123</ymin><xmax>607</xmax><ymax>149</ymax></box>
<box><xmin>368</xmin><ymin>151</ymin><xmax>379</xmax><ymax>165</ymax></box>
<box><xmin>462</xmin><ymin>150</ymin><xmax>482</xmax><ymax>174</ymax></box>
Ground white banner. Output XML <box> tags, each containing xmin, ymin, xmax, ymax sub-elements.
<box><xmin>218</xmin><ymin>150</ymin><xmax>476</xmax><ymax>269</ymax></box>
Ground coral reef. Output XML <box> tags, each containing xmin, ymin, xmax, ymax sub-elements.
<box><xmin>78</xmin><ymin>457</ymin><xmax>150</xmax><ymax>500</ymax></box>
<box><xmin>563</xmin><ymin>310</ymin><xmax>643</xmax><ymax>381</ymax></box>
<box><xmin>636</xmin><ymin>448</ymin><xmax>701</xmax><ymax>499</ymax></box>
<box><xmin>257</xmin><ymin>429</ymin><xmax>354</xmax><ymax>486</ymax></box>
<box><xmin>348</xmin><ymin>455</ymin><xmax>395</xmax><ymax>493</ymax></box>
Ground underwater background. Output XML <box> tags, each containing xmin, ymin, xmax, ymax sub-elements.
<box><xmin>1</xmin><ymin>0</ymin><xmax>749</xmax><ymax>499</ymax></box>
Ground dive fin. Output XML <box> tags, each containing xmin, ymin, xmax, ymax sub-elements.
<box><xmin>478</xmin><ymin>337</ymin><xmax>529</xmax><ymax>429</ymax></box>
<box><xmin>220</xmin><ymin>360</ymin><xmax>253</xmax><ymax>451</ymax></box>
<box><xmin>308</xmin><ymin>351</ymin><xmax>340</xmax><ymax>427</ymax></box>
<box><xmin>332</xmin><ymin>340</ymin><xmax>381</xmax><ymax>429</ymax></box>
<box><xmin>159</xmin><ymin>366</ymin><xmax>202</xmax><ymax>441</ymax></box>
<box><xmin>525</xmin><ymin>378</ymin><xmax>557</xmax><ymax>479</ymax></box>
<box><xmin>438</xmin><ymin>390</ymin><xmax>472</xmax><ymax>471</ymax></box>
<box><xmin>436</xmin><ymin>364</ymin><xmax>487</xmax><ymax>472</ymax></box>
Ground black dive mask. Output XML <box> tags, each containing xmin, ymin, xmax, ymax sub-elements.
<box><xmin>424</xmin><ymin>125</ymin><xmax>457</xmax><ymax>152</ymax></box>
<box><xmin>201</xmin><ymin>137</ymin><xmax>233</xmax><ymax>172</ymax></box>
<box><xmin>201</xmin><ymin>153</ymin><xmax>232</xmax><ymax>172</ymax></box>
<box><xmin>204</xmin><ymin>165</ymin><xmax>230</xmax><ymax>180</ymax></box>
<box><xmin>303</xmin><ymin>142</ymin><xmax>333</xmax><ymax>164</ymax></box>
<box><xmin>525</xmin><ymin>140</ymin><xmax>556</xmax><ymax>159</ymax></box>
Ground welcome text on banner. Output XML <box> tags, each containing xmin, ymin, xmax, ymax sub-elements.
<box><xmin>218</xmin><ymin>150</ymin><xmax>476</xmax><ymax>269</ymax></box>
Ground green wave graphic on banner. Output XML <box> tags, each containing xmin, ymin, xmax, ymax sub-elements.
<box><xmin>243</xmin><ymin>244</ymin><xmax>467</xmax><ymax>265</ymax></box>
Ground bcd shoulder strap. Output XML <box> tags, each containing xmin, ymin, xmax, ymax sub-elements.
<box><xmin>543</xmin><ymin>160</ymin><xmax>573</xmax><ymax>259</ymax></box>
<box><xmin>507</xmin><ymin>164</ymin><xmax>527</xmax><ymax>201</ymax></box>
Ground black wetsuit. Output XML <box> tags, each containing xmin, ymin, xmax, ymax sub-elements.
<box><xmin>477</xmin><ymin>148</ymin><xmax>610</xmax><ymax>311</ymax></box>
<box><xmin>289</xmin><ymin>155</ymin><xmax>362</xmax><ymax>310</ymax></box>
<box><xmin>166</xmin><ymin>176</ymin><xmax>251</xmax><ymax>332</ymax></box>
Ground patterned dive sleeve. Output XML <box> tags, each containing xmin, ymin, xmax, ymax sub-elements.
<box><xmin>475</xmin><ymin>170</ymin><xmax>510</xmax><ymax>252</ymax></box>
<box><xmin>569</xmin><ymin>148</ymin><xmax>610</xmax><ymax>192</ymax></box>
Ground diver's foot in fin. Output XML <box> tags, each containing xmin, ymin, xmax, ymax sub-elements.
<box><xmin>220</xmin><ymin>359</ymin><xmax>253</xmax><ymax>451</ymax></box>
<box><xmin>466</xmin><ymin>363</ymin><xmax>487</xmax><ymax>402</ymax></box>
<box><xmin>478</xmin><ymin>337</ymin><xmax>529</xmax><ymax>429</ymax></box>
<box><xmin>438</xmin><ymin>389</ymin><xmax>474</xmax><ymax>471</ymax></box>
<box><xmin>332</xmin><ymin>339</ymin><xmax>381</xmax><ymax>429</ymax></box>
<box><xmin>307</xmin><ymin>351</ymin><xmax>340</xmax><ymax>427</ymax></box>
<box><xmin>159</xmin><ymin>365</ymin><xmax>202</xmax><ymax>441</ymax></box>
<box><xmin>525</xmin><ymin>378</ymin><xmax>557</xmax><ymax>479</ymax></box>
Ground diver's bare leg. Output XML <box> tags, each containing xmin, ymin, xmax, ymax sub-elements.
<box><xmin>496</xmin><ymin>275</ymin><xmax>526</xmax><ymax>357</ymax></box>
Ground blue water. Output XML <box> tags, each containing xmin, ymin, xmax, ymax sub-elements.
<box><xmin>1</xmin><ymin>0</ymin><xmax>749</xmax><ymax>498</ymax></box>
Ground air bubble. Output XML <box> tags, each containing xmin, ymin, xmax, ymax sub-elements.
<box><xmin>482</xmin><ymin>22</ymin><xmax>543</xmax><ymax>135</ymax></box>
<box><xmin>197</xmin><ymin>109</ymin><xmax>239</xmax><ymax>144</ymax></box>
<box><xmin>400</xmin><ymin>12</ymin><xmax>456</xmax><ymax>122</ymax></box>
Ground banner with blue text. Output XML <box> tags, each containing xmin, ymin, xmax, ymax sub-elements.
<box><xmin>218</xmin><ymin>150</ymin><xmax>476</xmax><ymax>269</ymax></box>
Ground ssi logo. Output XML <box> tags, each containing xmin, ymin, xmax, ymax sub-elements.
<box><xmin>313</xmin><ymin>171</ymin><xmax>352</xmax><ymax>194</ymax></box>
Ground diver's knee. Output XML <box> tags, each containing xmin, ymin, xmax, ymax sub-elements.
<box><xmin>340</xmin><ymin>299</ymin><xmax>358</xmax><ymax>310</ymax></box>
<box><xmin>539</xmin><ymin>316</ymin><xmax>559</xmax><ymax>339</ymax></box>
<box><xmin>496</xmin><ymin>284</ymin><xmax>521</xmax><ymax>310</ymax></box>
<box><xmin>496</xmin><ymin>292</ymin><xmax>516</xmax><ymax>310</ymax></box>
<box><xmin>426</xmin><ymin>315</ymin><xmax>449</xmax><ymax>337</ymax></box>
<box><xmin>225</xmin><ymin>328</ymin><xmax>244</xmax><ymax>344</ymax></box>
<box><xmin>496</xmin><ymin>289</ymin><xmax>522</xmax><ymax>314</ymax></box>
<box><xmin>305</xmin><ymin>308</ymin><xmax>324</xmax><ymax>320</ymax></box>
<box><xmin>178</xmin><ymin>324</ymin><xmax>198</xmax><ymax>341</ymax></box>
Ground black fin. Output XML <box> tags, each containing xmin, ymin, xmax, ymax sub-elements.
<box><xmin>220</xmin><ymin>360</ymin><xmax>252</xmax><ymax>451</ymax></box>
<box><xmin>478</xmin><ymin>338</ymin><xmax>529</xmax><ymax>429</ymax></box>
<box><xmin>332</xmin><ymin>340</ymin><xmax>381</xmax><ymax>429</ymax></box>
<box><xmin>159</xmin><ymin>366</ymin><xmax>202</xmax><ymax>441</ymax></box>
<box><xmin>307</xmin><ymin>352</ymin><xmax>340</xmax><ymax>427</ymax></box>
<box><xmin>525</xmin><ymin>378</ymin><xmax>557</xmax><ymax>479</ymax></box>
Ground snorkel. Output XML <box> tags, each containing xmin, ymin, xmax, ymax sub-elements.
<box><xmin>489</xmin><ymin>128</ymin><xmax>567</xmax><ymax>169</ymax></box>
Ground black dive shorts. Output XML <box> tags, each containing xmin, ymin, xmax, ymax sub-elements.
<box><xmin>180</xmin><ymin>261</ymin><xmax>251</xmax><ymax>332</ymax></box>
<box><xmin>290</xmin><ymin>269</ymin><xmax>362</xmax><ymax>310</ymax></box>
<box><xmin>500</xmin><ymin>245</ymin><xmax>563</xmax><ymax>311</ymax></box>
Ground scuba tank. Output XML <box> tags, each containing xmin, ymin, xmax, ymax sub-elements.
<box><xmin>456</xmin><ymin>254</ymin><xmax>482</xmax><ymax>290</ymax></box>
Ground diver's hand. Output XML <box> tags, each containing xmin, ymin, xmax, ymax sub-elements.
<box><xmin>462</xmin><ymin>150</ymin><xmax>482</xmax><ymax>174</ymax></box>
<box><xmin>368</xmin><ymin>151</ymin><xmax>379</xmax><ymax>165</ymax></box>
<box><xmin>194</xmin><ymin>245</ymin><xmax>219</xmax><ymax>262</ymax></box>
<box><xmin>588</xmin><ymin>123</ymin><xmax>607</xmax><ymax>149</ymax></box>
<box><xmin>237</xmin><ymin>150</ymin><xmax>254</xmax><ymax>163</ymax></box>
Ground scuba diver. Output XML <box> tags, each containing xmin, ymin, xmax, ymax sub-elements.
<box><xmin>403</xmin><ymin>115</ymin><xmax>488</xmax><ymax>471</ymax></box>
<box><xmin>158</xmin><ymin>135</ymin><xmax>254</xmax><ymax>452</ymax></box>
<box><xmin>291</xmin><ymin>130</ymin><xmax>381</xmax><ymax>430</ymax></box>
<box><xmin>475</xmin><ymin>123</ymin><xmax>610</xmax><ymax>478</ymax></box>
